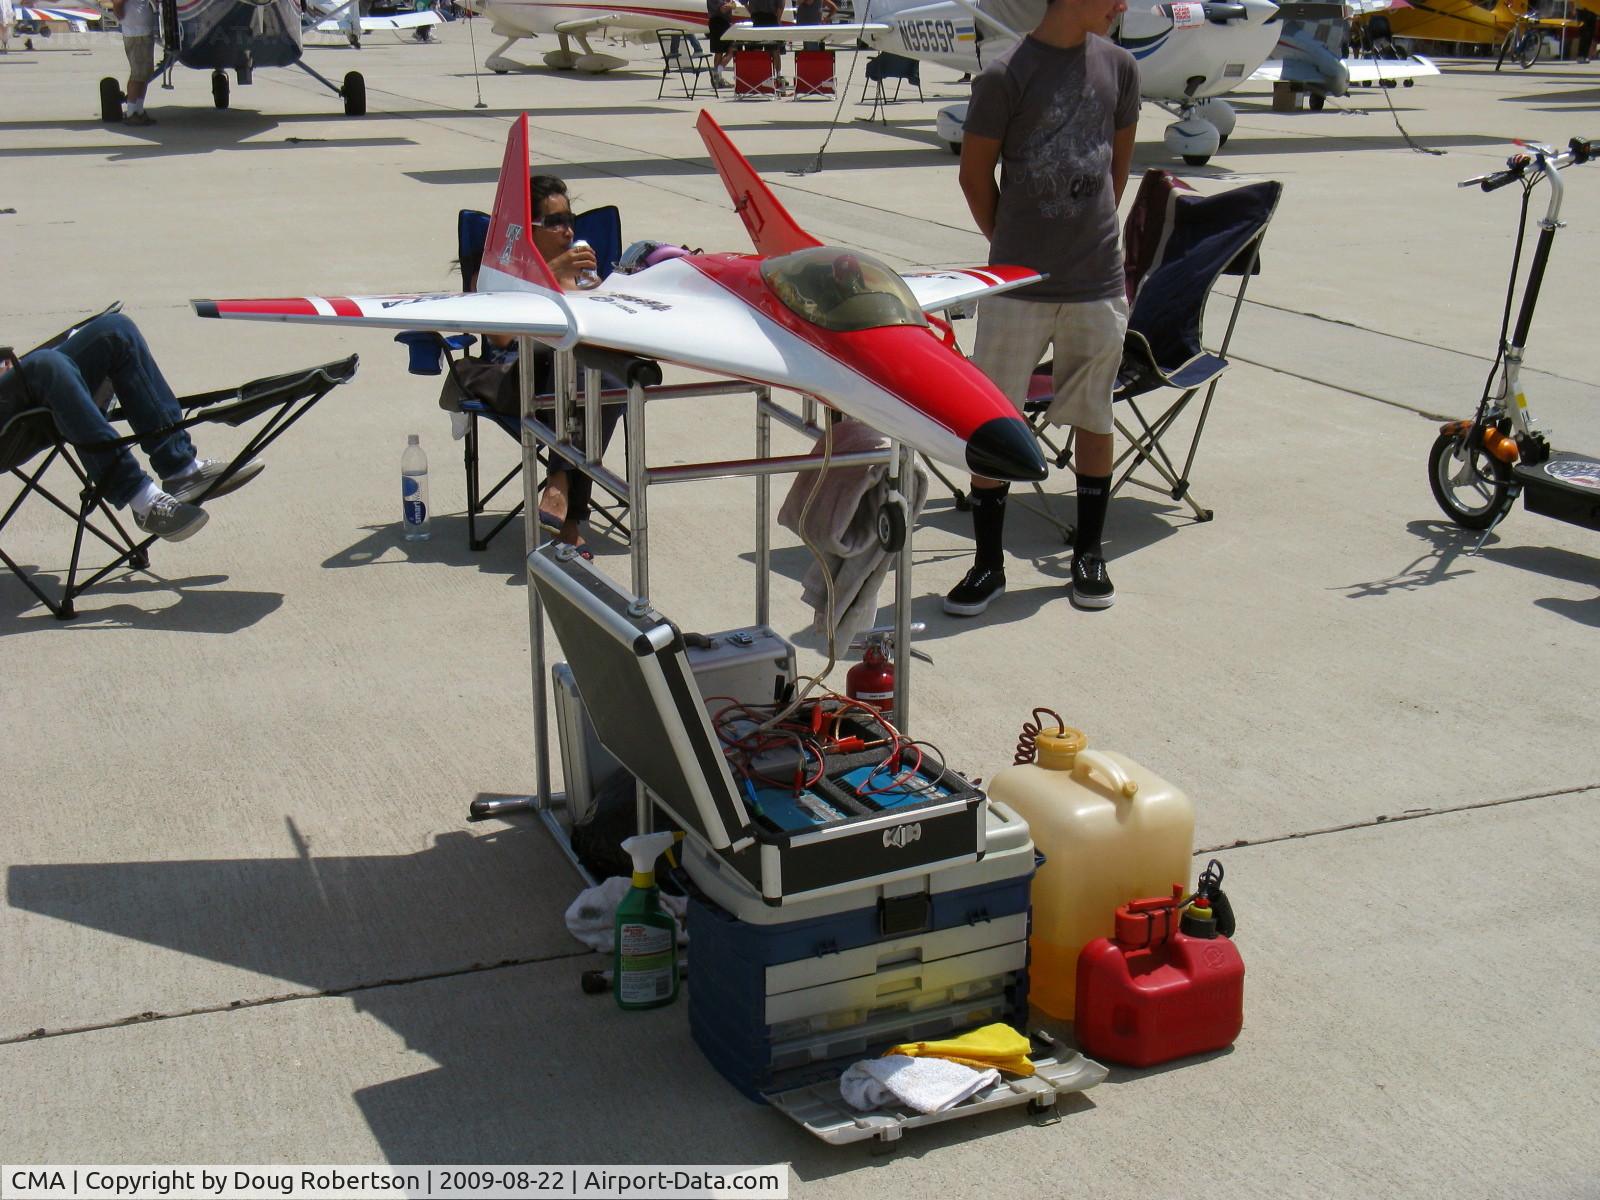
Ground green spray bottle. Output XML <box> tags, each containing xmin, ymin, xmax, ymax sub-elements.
<box><xmin>614</xmin><ymin>831</ymin><xmax>680</xmax><ymax>1010</ymax></box>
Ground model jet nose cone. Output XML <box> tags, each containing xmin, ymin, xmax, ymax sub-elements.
<box><xmin>966</xmin><ymin>416</ymin><xmax>1048</xmax><ymax>482</ymax></box>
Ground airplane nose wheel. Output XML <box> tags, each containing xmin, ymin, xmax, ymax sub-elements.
<box><xmin>211</xmin><ymin>69</ymin><xmax>230</xmax><ymax>109</ymax></box>
<box><xmin>1164</xmin><ymin>112</ymin><xmax>1221</xmax><ymax>167</ymax></box>
<box><xmin>876</xmin><ymin>494</ymin><xmax>908</xmax><ymax>553</ymax></box>
<box><xmin>342</xmin><ymin>70</ymin><xmax>366</xmax><ymax>116</ymax></box>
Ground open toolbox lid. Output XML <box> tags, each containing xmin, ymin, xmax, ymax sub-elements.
<box><xmin>529</xmin><ymin>541</ymin><xmax>754</xmax><ymax>853</ymax></box>
<box><xmin>530</xmin><ymin>542</ymin><xmax>987</xmax><ymax>905</ymax></box>
<box><xmin>764</xmin><ymin>1034</ymin><xmax>1108</xmax><ymax>1145</ymax></box>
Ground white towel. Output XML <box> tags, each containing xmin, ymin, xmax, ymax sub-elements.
<box><xmin>838</xmin><ymin>1054</ymin><xmax>999</xmax><ymax>1114</ymax></box>
<box><xmin>563</xmin><ymin>876</ymin><xmax>688</xmax><ymax>952</ymax></box>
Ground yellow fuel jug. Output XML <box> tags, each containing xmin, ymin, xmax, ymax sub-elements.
<box><xmin>986</xmin><ymin>726</ymin><xmax>1194</xmax><ymax>1019</ymax></box>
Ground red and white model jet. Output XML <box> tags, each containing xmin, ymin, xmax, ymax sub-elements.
<box><xmin>194</xmin><ymin>112</ymin><xmax>1049</xmax><ymax>483</ymax></box>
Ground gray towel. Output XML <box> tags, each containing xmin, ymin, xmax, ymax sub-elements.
<box><xmin>777</xmin><ymin>418</ymin><xmax>928</xmax><ymax>647</ymax></box>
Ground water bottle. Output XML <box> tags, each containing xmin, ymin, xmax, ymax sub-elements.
<box><xmin>401</xmin><ymin>433</ymin><xmax>430</xmax><ymax>541</ymax></box>
<box><xmin>570</xmin><ymin>239</ymin><xmax>602</xmax><ymax>290</ymax></box>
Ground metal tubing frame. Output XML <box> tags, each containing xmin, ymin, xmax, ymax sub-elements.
<box><xmin>509</xmin><ymin>347</ymin><xmax>921</xmax><ymax>858</ymax></box>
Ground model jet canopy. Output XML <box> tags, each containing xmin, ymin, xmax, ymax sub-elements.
<box><xmin>762</xmin><ymin>248</ymin><xmax>930</xmax><ymax>333</ymax></box>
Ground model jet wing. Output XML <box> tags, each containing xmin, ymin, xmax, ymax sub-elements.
<box><xmin>193</xmin><ymin>291</ymin><xmax>574</xmax><ymax>343</ymax></box>
<box><xmin>901</xmin><ymin>266</ymin><xmax>1044</xmax><ymax>313</ymax></box>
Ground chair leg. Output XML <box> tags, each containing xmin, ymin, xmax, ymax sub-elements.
<box><xmin>464</xmin><ymin>411</ymin><xmax>483</xmax><ymax>551</ymax></box>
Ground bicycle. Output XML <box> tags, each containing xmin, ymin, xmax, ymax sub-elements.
<box><xmin>1495</xmin><ymin>12</ymin><xmax>1543</xmax><ymax>70</ymax></box>
<box><xmin>1428</xmin><ymin>137</ymin><xmax>1600</xmax><ymax>540</ymax></box>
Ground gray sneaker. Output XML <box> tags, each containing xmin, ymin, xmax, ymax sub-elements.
<box><xmin>162</xmin><ymin>457</ymin><xmax>265</xmax><ymax>504</ymax></box>
<box><xmin>134</xmin><ymin>492</ymin><xmax>209</xmax><ymax>541</ymax></box>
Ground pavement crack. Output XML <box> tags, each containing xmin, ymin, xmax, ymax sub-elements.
<box><xmin>0</xmin><ymin>948</ymin><xmax>594</xmax><ymax>1047</ymax></box>
<box><xmin>1197</xmin><ymin>782</ymin><xmax>1596</xmax><ymax>855</ymax></box>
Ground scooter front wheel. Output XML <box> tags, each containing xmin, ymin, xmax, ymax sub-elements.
<box><xmin>1428</xmin><ymin>431</ymin><xmax>1514</xmax><ymax>530</ymax></box>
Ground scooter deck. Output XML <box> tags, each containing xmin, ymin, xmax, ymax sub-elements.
<box><xmin>1513</xmin><ymin>452</ymin><xmax>1600</xmax><ymax>531</ymax></box>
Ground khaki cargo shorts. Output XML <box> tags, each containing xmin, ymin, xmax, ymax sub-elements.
<box><xmin>124</xmin><ymin>35</ymin><xmax>155</xmax><ymax>85</ymax></box>
<box><xmin>971</xmin><ymin>294</ymin><xmax>1129</xmax><ymax>435</ymax></box>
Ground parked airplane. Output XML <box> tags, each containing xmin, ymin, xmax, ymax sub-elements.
<box><xmin>305</xmin><ymin>0</ymin><xmax>444</xmax><ymax>48</ymax></box>
<box><xmin>460</xmin><ymin>0</ymin><xmax>708</xmax><ymax>72</ymax></box>
<box><xmin>1252</xmin><ymin>0</ymin><xmax>1437</xmax><ymax>110</ymax></box>
<box><xmin>727</xmin><ymin>0</ymin><xmax>1281</xmax><ymax>164</ymax></box>
<box><xmin>194</xmin><ymin>112</ymin><xmax>1051</xmax><ymax>482</ymax></box>
<box><xmin>98</xmin><ymin>0</ymin><xmax>369</xmax><ymax>120</ymax></box>
<box><xmin>1353</xmin><ymin>0</ymin><xmax>1576</xmax><ymax>46</ymax></box>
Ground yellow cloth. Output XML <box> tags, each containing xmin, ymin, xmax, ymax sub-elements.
<box><xmin>886</xmin><ymin>1023</ymin><xmax>1036</xmax><ymax>1078</ymax></box>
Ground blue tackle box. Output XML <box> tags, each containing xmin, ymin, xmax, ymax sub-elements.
<box><xmin>682</xmin><ymin>799</ymin><xmax>1039</xmax><ymax>1101</ymax></box>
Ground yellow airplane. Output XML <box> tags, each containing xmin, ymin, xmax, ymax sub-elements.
<box><xmin>1358</xmin><ymin>0</ymin><xmax>1577</xmax><ymax>47</ymax></box>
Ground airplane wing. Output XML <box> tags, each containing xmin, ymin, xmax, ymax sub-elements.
<box><xmin>1343</xmin><ymin>54</ymin><xmax>1440</xmax><ymax>83</ymax></box>
<box><xmin>553</xmin><ymin>12</ymin><xmax>628</xmax><ymax>34</ymax></box>
<box><xmin>900</xmin><ymin>266</ymin><xmax>1045</xmax><ymax>314</ymax></box>
<box><xmin>315</xmin><ymin>10</ymin><xmax>442</xmax><ymax>31</ymax></box>
<box><xmin>722</xmin><ymin>19</ymin><xmax>892</xmax><ymax>43</ymax></box>
<box><xmin>193</xmin><ymin>292</ymin><xmax>573</xmax><ymax>342</ymax></box>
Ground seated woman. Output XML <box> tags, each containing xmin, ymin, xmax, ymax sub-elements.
<box><xmin>467</xmin><ymin>174</ymin><xmax>624</xmax><ymax>551</ymax></box>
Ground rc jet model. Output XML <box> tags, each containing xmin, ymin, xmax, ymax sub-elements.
<box><xmin>727</xmin><ymin>0</ymin><xmax>1282</xmax><ymax>166</ymax></box>
<box><xmin>193</xmin><ymin>112</ymin><xmax>1051</xmax><ymax>484</ymax></box>
<box><xmin>98</xmin><ymin>0</ymin><xmax>369</xmax><ymax>119</ymax></box>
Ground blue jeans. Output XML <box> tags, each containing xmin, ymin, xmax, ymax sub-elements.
<box><xmin>13</xmin><ymin>313</ymin><xmax>195</xmax><ymax>508</ymax></box>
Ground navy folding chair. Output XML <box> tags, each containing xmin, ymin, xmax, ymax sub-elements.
<box><xmin>396</xmin><ymin>207</ymin><xmax>629</xmax><ymax>551</ymax></box>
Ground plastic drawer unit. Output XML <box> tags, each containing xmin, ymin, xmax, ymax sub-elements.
<box><xmin>682</xmin><ymin>800</ymin><xmax>1039</xmax><ymax>1100</ymax></box>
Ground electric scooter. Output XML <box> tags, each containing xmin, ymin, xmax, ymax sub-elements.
<box><xmin>1428</xmin><ymin>136</ymin><xmax>1600</xmax><ymax>542</ymax></box>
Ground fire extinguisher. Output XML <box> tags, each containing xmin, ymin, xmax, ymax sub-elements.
<box><xmin>845</xmin><ymin>624</ymin><xmax>930</xmax><ymax>713</ymax></box>
<box><xmin>847</xmin><ymin>632</ymin><xmax>896</xmax><ymax>711</ymax></box>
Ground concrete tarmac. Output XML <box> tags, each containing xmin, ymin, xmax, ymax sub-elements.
<box><xmin>1</xmin><ymin>27</ymin><xmax>1597</xmax><ymax>1197</ymax></box>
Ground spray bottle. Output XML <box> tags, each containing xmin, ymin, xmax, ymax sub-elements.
<box><xmin>614</xmin><ymin>832</ymin><xmax>679</xmax><ymax>1010</ymax></box>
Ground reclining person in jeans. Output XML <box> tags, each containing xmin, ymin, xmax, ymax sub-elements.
<box><xmin>0</xmin><ymin>312</ymin><xmax>263</xmax><ymax>541</ymax></box>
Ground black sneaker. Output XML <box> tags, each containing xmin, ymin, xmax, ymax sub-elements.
<box><xmin>162</xmin><ymin>457</ymin><xmax>265</xmax><ymax>504</ymax></box>
<box><xmin>1070</xmin><ymin>553</ymin><xmax>1115</xmax><ymax>609</ymax></box>
<box><xmin>943</xmin><ymin>564</ymin><xmax>1005</xmax><ymax>616</ymax></box>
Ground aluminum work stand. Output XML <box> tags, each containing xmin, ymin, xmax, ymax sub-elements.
<box><xmin>470</xmin><ymin>341</ymin><xmax>919</xmax><ymax>883</ymax></box>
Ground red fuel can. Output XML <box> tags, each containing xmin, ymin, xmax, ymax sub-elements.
<box><xmin>1074</xmin><ymin>891</ymin><xmax>1245</xmax><ymax>1068</ymax></box>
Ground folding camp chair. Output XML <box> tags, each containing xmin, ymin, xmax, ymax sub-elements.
<box><xmin>396</xmin><ymin>206</ymin><xmax>630</xmax><ymax>551</ymax></box>
<box><xmin>860</xmin><ymin>52</ymin><xmax>921</xmax><ymax>121</ymax></box>
<box><xmin>0</xmin><ymin>306</ymin><xmax>358</xmax><ymax>620</ymax></box>
<box><xmin>929</xmin><ymin>171</ymin><xmax>1281</xmax><ymax>537</ymax></box>
<box><xmin>656</xmin><ymin>29</ymin><xmax>721</xmax><ymax>99</ymax></box>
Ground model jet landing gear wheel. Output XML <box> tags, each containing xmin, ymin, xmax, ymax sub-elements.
<box><xmin>1308</xmin><ymin>92</ymin><xmax>1325</xmax><ymax>111</ymax></box>
<box><xmin>876</xmin><ymin>497</ymin><xmax>907</xmax><ymax>553</ymax></box>
<box><xmin>211</xmin><ymin>69</ymin><xmax>229</xmax><ymax>109</ymax></box>
<box><xmin>1428</xmin><ymin>430</ymin><xmax>1514</xmax><ymax>530</ymax></box>
<box><xmin>342</xmin><ymin>70</ymin><xmax>366</xmax><ymax>115</ymax></box>
<box><xmin>100</xmin><ymin>76</ymin><xmax>124</xmax><ymax>122</ymax></box>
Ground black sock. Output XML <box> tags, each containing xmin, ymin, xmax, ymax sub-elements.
<box><xmin>970</xmin><ymin>483</ymin><xmax>1009</xmax><ymax>571</ymax></box>
<box><xmin>1074</xmin><ymin>474</ymin><xmax>1111</xmax><ymax>558</ymax></box>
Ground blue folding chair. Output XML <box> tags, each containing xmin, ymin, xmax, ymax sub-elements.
<box><xmin>396</xmin><ymin>206</ymin><xmax>628</xmax><ymax>551</ymax></box>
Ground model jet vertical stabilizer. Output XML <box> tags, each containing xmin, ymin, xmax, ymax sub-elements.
<box><xmin>480</xmin><ymin>114</ymin><xmax>566</xmax><ymax>295</ymax></box>
<box><xmin>696</xmin><ymin>110</ymin><xmax>822</xmax><ymax>258</ymax></box>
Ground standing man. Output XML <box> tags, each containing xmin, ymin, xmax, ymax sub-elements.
<box><xmin>110</xmin><ymin>0</ymin><xmax>157</xmax><ymax>125</ymax></box>
<box><xmin>943</xmin><ymin>0</ymin><xmax>1139</xmax><ymax>615</ymax></box>
<box><xmin>706</xmin><ymin>0</ymin><xmax>736</xmax><ymax>88</ymax></box>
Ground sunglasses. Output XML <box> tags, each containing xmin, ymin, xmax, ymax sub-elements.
<box><xmin>535</xmin><ymin>212</ymin><xmax>577</xmax><ymax>231</ymax></box>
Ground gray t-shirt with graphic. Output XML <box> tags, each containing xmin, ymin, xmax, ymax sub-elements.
<box><xmin>966</xmin><ymin>34</ymin><xmax>1140</xmax><ymax>303</ymax></box>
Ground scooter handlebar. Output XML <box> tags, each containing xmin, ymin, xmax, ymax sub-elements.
<box><xmin>1569</xmin><ymin>137</ymin><xmax>1599</xmax><ymax>163</ymax></box>
<box><xmin>1479</xmin><ymin>165</ymin><xmax>1527</xmax><ymax>192</ymax></box>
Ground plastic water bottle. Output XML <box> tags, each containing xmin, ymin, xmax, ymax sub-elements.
<box><xmin>570</xmin><ymin>239</ymin><xmax>602</xmax><ymax>290</ymax></box>
<box><xmin>401</xmin><ymin>434</ymin><xmax>430</xmax><ymax>541</ymax></box>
